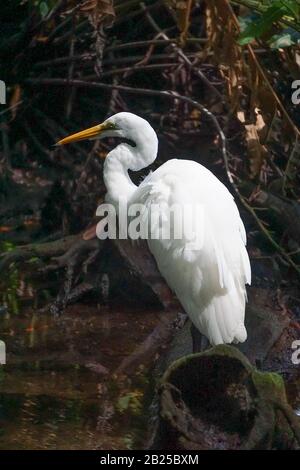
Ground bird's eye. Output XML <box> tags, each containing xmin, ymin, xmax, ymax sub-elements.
<box><xmin>105</xmin><ymin>122</ymin><xmax>118</xmax><ymax>130</ymax></box>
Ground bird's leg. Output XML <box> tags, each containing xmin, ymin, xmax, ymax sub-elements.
<box><xmin>191</xmin><ymin>323</ymin><xmax>202</xmax><ymax>353</ymax></box>
<box><xmin>200</xmin><ymin>334</ymin><xmax>210</xmax><ymax>352</ymax></box>
<box><xmin>191</xmin><ymin>323</ymin><xmax>210</xmax><ymax>353</ymax></box>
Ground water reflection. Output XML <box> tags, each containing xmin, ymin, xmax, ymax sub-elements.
<box><xmin>0</xmin><ymin>241</ymin><xmax>299</xmax><ymax>449</ymax></box>
<box><xmin>0</xmin><ymin>298</ymin><xmax>158</xmax><ymax>449</ymax></box>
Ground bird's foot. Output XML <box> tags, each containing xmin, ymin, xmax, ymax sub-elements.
<box><xmin>191</xmin><ymin>323</ymin><xmax>210</xmax><ymax>353</ymax></box>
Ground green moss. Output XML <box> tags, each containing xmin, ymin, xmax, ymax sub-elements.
<box><xmin>252</xmin><ymin>370</ymin><xmax>287</xmax><ymax>403</ymax></box>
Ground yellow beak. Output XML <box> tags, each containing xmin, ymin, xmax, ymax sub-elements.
<box><xmin>55</xmin><ymin>122</ymin><xmax>111</xmax><ymax>146</ymax></box>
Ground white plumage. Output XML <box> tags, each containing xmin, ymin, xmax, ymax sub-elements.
<box><xmin>136</xmin><ymin>159</ymin><xmax>251</xmax><ymax>345</ymax></box>
<box><xmin>57</xmin><ymin>112</ymin><xmax>251</xmax><ymax>346</ymax></box>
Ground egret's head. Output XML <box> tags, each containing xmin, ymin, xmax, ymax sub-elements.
<box><xmin>55</xmin><ymin>112</ymin><xmax>156</xmax><ymax>149</ymax></box>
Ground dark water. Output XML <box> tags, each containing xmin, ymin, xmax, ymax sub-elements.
<box><xmin>0</xmin><ymin>267</ymin><xmax>159</xmax><ymax>449</ymax></box>
<box><xmin>0</xmin><ymin>245</ymin><xmax>300</xmax><ymax>449</ymax></box>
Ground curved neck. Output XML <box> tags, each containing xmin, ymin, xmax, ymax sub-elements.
<box><xmin>103</xmin><ymin>138</ymin><xmax>158</xmax><ymax>206</ymax></box>
<box><xmin>103</xmin><ymin>144</ymin><xmax>136</xmax><ymax>206</ymax></box>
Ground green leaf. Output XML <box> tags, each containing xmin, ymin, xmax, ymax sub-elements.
<box><xmin>39</xmin><ymin>1</ymin><xmax>49</xmax><ymax>18</ymax></box>
<box><xmin>280</xmin><ymin>0</ymin><xmax>300</xmax><ymax>19</ymax></box>
<box><xmin>117</xmin><ymin>395</ymin><xmax>131</xmax><ymax>412</ymax></box>
<box><xmin>268</xmin><ymin>32</ymin><xmax>295</xmax><ymax>48</ymax></box>
<box><xmin>238</xmin><ymin>4</ymin><xmax>288</xmax><ymax>45</ymax></box>
<box><xmin>116</xmin><ymin>391</ymin><xmax>143</xmax><ymax>415</ymax></box>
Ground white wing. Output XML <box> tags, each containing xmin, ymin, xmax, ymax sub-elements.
<box><xmin>132</xmin><ymin>159</ymin><xmax>251</xmax><ymax>346</ymax></box>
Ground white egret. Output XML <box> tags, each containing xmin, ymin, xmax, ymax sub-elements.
<box><xmin>56</xmin><ymin>112</ymin><xmax>251</xmax><ymax>346</ymax></box>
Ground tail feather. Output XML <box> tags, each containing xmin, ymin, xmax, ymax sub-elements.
<box><xmin>197</xmin><ymin>286</ymin><xmax>247</xmax><ymax>346</ymax></box>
